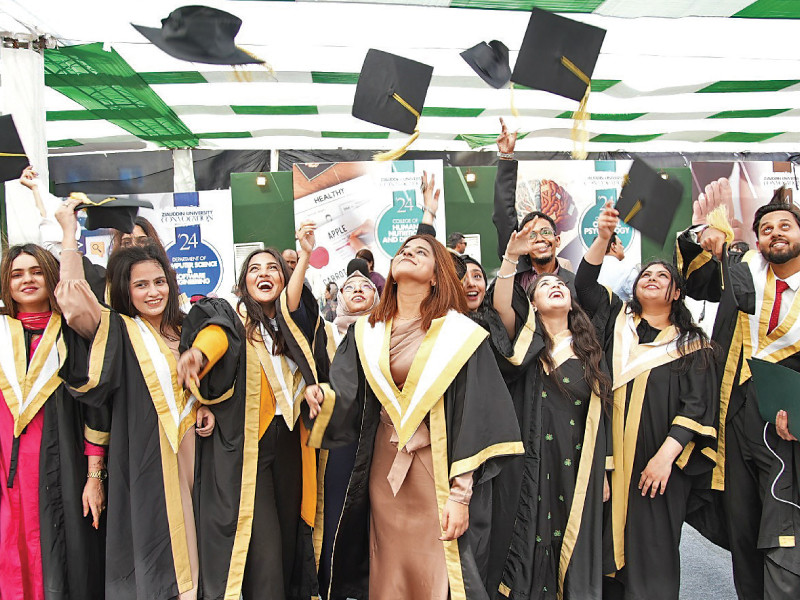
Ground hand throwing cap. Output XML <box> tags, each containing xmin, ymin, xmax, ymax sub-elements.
<box><xmin>0</xmin><ymin>114</ymin><xmax>29</xmax><ymax>183</ymax></box>
<box><xmin>616</xmin><ymin>159</ymin><xmax>683</xmax><ymax>246</ymax></box>
<box><xmin>70</xmin><ymin>192</ymin><xmax>154</xmax><ymax>233</ymax></box>
<box><xmin>132</xmin><ymin>5</ymin><xmax>262</xmax><ymax>65</ymax></box>
<box><xmin>460</xmin><ymin>40</ymin><xmax>511</xmax><ymax>89</ymax></box>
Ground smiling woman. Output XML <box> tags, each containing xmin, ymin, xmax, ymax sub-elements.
<box><xmin>490</xmin><ymin>229</ymin><xmax>612</xmax><ymax>599</ymax></box>
<box><xmin>53</xmin><ymin>198</ymin><xmax>216</xmax><ymax>600</ymax></box>
<box><xmin>173</xmin><ymin>222</ymin><xmax>327</xmax><ymax>600</ymax></box>
<box><xmin>576</xmin><ymin>202</ymin><xmax>718</xmax><ymax>600</ymax></box>
<box><xmin>0</xmin><ymin>243</ymin><xmax>106</xmax><ymax>600</ymax></box>
<box><xmin>305</xmin><ymin>233</ymin><xmax>523</xmax><ymax>600</ymax></box>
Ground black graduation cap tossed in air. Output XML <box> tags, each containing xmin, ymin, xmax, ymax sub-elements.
<box><xmin>70</xmin><ymin>192</ymin><xmax>154</xmax><ymax>233</ymax></box>
<box><xmin>616</xmin><ymin>159</ymin><xmax>683</xmax><ymax>247</ymax></box>
<box><xmin>511</xmin><ymin>8</ymin><xmax>606</xmax><ymax>159</ymax></box>
<box><xmin>352</xmin><ymin>49</ymin><xmax>433</xmax><ymax>160</ymax></box>
<box><xmin>460</xmin><ymin>40</ymin><xmax>512</xmax><ymax>89</ymax></box>
<box><xmin>0</xmin><ymin>114</ymin><xmax>29</xmax><ymax>183</ymax></box>
<box><xmin>511</xmin><ymin>8</ymin><xmax>605</xmax><ymax>102</ymax></box>
<box><xmin>132</xmin><ymin>5</ymin><xmax>263</xmax><ymax>65</ymax></box>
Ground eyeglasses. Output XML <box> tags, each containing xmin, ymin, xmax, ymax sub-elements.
<box><xmin>342</xmin><ymin>284</ymin><xmax>370</xmax><ymax>294</ymax></box>
<box><xmin>529</xmin><ymin>228</ymin><xmax>555</xmax><ymax>240</ymax></box>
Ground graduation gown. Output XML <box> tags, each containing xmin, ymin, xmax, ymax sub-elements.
<box><xmin>308</xmin><ymin>311</ymin><xmax>524</xmax><ymax>600</ymax></box>
<box><xmin>63</xmin><ymin>308</ymin><xmax>201</xmax><ymax>600</ymax></box>
<box><xmin>575</xmin><ymin>259</ymin><xmax>718</xmax><ymax>600</ymax></box>
<box><xmin>0</xmin><ymin>313</ymin><xmax>106</xmax><ymax>600</ymax></box>
<box><xmin>180</xmin><ymin>294</ymin><xmax>322</xmax><ymax>600</ymax></box>
<box><xmin>676</xmin><ymin>232</ymin><xmax>800</xmax><ymax>591</ymax></box>
<box><xmin>487</xmin><ymin>297</ymin><xmax>609</xmax><ymax>600</ymax></box>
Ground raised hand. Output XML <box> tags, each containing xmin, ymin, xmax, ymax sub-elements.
<box><xmin>296</xmin><ymin>221</ymin><xmax>316</xmax><ymax>254</ymax></box>
<box><xmin>496</xmin><ymin>117</ymin><xmax>518</xmax><ymax>156</ymax></box>
<box><xmin>19</xmin><ymin>165</ymin><xmax>38</xmax><ymax>190</ymax></box>
<box><xmin>505</xmin><ymin>219</ymin><xmax>535</xmax><ymax>259</ymax></box>
<box><xmin>421</xmin><ymin>171</ymin><xmax>440</xmax><ymax>216</ymax></box>
<box><xmin>596</xmin><ymin>201</ymin><xmax>619</xmax><ymax>242</ymax></box>
<box><xmin>692</xmin><ymin>177</ymin><xmax>732</xmax><ymax>226</ymax></box>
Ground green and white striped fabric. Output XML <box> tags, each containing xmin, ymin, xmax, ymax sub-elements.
<box><xmin>4</xmin><ymin>0</ymin><xmax>800</xmax><ymax>154</ymax></box>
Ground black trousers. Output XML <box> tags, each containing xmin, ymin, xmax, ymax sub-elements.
<box><xmin>723</xmin><ymin>401</ymin><xmax>800</xmax><ymax>600</ymax></box>
<box><xmin>241</xmin><ymin>418</ymin><xmax>302</xmax><ymax>600</ymax></box>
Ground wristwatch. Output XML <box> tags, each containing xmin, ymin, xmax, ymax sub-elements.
<box><xmin>87</xmin><ymin>469</ymin><xmax>108</xmax><ymax>481</ymax></box>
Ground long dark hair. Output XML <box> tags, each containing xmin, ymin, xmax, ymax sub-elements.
<box><xmin>107</xmin><ymin>241</ymin><xmax>184</xmax><ymax>338</ymax></box>
<box><xmin>236</xmin><ymin>248</ymin><xmax>290</xmax><ymax>355</ymax></box>
<box><xmin>370</xmin><ymin>234</ymin><xmax>468</xmax><ymax>331</ymax></box>
<box><xmin>529</xmin><ymin>275</ymin><xmax>612</xmax><ymax>408</ymax></box>
<box><xmin>0</xmin><ymin>244</ymin><xmax>60</xmax><ymax>318</ymax></box>
<box><xmin>628</xmin><ymin>260</ymin><xmax>713</xmax><ymax>368</ymax></box>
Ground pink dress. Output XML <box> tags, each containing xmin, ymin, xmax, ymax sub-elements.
<box><xmin>0</xmin><ymin>312</ymin><xmax>54</xmax><ymax>600</ymax></box>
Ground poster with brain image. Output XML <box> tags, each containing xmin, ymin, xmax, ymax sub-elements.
<box><xmin>515</xmin><ymin>160</ymin><xmax>641</xmax><ymax>274</ymax></box>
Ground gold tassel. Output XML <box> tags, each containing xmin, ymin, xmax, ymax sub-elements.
<box><xmin>69</xmin><ymin>192</ymin><xmax>116</xmax><ymax>206</ymax></box>
<box><xmin>373</xmin><ymin>92</ymin><xmax>421</xmax><ymax>162</ymax></box>
<box><xmin>374</xmin><ymin>131</ymin><xmax>420</xmax><ymax>161</ymax></box>
<box><xmin>509</xmin><ymin>82</ymin><xmax>520</xmax><ymax>118</ymax></box>
<box><xmin>560</xmin><ymin>56</ymin><xmax>591</xmax><ymax>160</ymax></box>
<box><xmin>706</xmin><ymin>205</ymin><xmax>735</xmax><ymax>244</ymax></box>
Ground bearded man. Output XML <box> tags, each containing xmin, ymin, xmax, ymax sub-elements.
<box><xmin>677</xmin><ymin>186</ymin><xmax>800</xmax><ymax>599</ymax></box>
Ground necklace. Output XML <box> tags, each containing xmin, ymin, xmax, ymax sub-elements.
<box><xmin>395</xmin><ymin>314</ymin><xmax>421</xmax><ymax>321</ymax></box>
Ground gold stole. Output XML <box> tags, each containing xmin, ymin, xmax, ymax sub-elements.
<box><xmin>0</xmin><ymin>315</ymin><xmax>65</xmax><ymax>436</ymax></box>
<box><xmin>713</xmin><ymin>252</ymin><xmax>800</xmax><ymax>490</ymax></box>
<box><xmin>121</xmin><ymin>316</ymin><xmax>196</xmax><ymax>453</ymax></box>
<box><xmin>253</xmin><ymin>324</ymin><xmax>306</xmax><ymax>429</ymax></box>
<box><xmin>608</xmin><ymin>309</ymin><xmax>705</xmax><ymax>571</ymax></box>
<box><xmin>354</xmin><ymin>311</ymin><xmax>488</xmax><ymax>449</ymax></box>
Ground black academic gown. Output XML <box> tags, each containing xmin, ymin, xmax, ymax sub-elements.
<box><xmin>63</xmin><ymin>309</ymin><xmax>200</xmax><ymax>600</ymax></box>
<box><xmin>676</xmin><ymin>231</ymin><xmax>800</xmax><ymax>597</ymax></box>
<box><xmin>179</xmin><ymin>295</ymin><xmax>321</xmax><ymax>600</ymax></box>
<box><xmin>2</xmin><ymin>316</ymin><xmax>107</xmax><ymax>600</ymax></box>
<box><xmin>575</xmin><ymin>259</ymin><xmax>718</xmax><ymax>600</ymax></box>
<box><xmin>483</xmin><ymin>292</ymin><xmax>609</xmax><ymax>600</ymax></box>
<box><xmin>308</xmin><ymin>312</ymin><xmax>524</xmax><ymax>600</ymax></box>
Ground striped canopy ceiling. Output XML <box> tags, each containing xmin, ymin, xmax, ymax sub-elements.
<box><xmin>2</xmin><ymin>0</ymin><xmax>800</xmax><ymax>155</ymax></box>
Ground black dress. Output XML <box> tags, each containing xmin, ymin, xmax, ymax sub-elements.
<box><xmin>487</xmin><ymin>293</ymin><xmax>608</xmax><ymax>600</ymax></box>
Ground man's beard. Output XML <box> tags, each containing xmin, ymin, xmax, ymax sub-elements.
<box><xmin>531</xmin><ymin>252</ymin><xmax>555</xmax><ymax>266</ymax></box>
<box><xmin>762</xmin><ymin>241</ymin><xmax>800</xmax><ymax>265</ymax></box>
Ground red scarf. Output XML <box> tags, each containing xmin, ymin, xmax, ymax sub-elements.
<box><xmin>16</xmin><ymin>312</ymin><xmax>53</xmax><ymax>353</ymax></box>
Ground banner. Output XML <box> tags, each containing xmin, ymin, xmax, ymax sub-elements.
<box><xmin>690</xmin><ymin>161</ymin><xmax>799</xmax><ymax>248</ymax></box>
<box><xmin>515</xmin><ymin>160</ymin><xmax>641</xmax><ymax>274</ymax></box>
<box><xmin>291</xmin><ymin>160</ymin><xmax>446</xmax><ymax>288</ymax></box>
<box><xmin>80</xmin><ymin>190</ymin><xmax>235</xmax><ymax>298</ymax></box>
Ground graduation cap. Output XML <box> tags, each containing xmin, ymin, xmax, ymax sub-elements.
<box><xmin>70</xmin><ymin>192</ymin><xmax>154</xmax><ymax>233</ymax></box>
<box><xmin>0</xmin><ymin>114</ymin><xmax>29</xmax><ymax>183</ymax></box>
<box><xmin>460</xmin><ymin>40</ymin><xmax>511</xmax><ymax>89</ymax></box>
<box><xmin>511</xmin><ymin>8</ymin><xmax>606</xmax><ymax>159</ymax></box>
<box><xmin>132</xmin><ymin>5</ymin><xmax>262</xmax><ymax>65</ymax></box>
<box><xmin>616</xmin><ymin>159</ymin><xmax>683</xmax><ymax>247</ymax></box>
<box><xmin>352</xmin><ymin>49</ymin><xmax>433</xmax><ymax>161</ymax></box>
